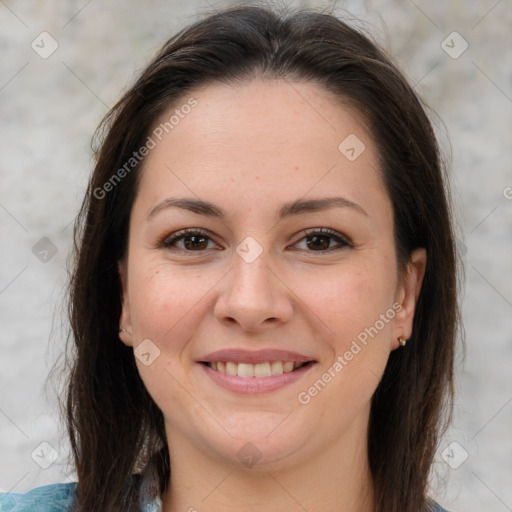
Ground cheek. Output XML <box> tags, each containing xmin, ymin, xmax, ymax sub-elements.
<box><xmin>289</xmin><ymin>259</ymin><xmax>396</xmax><ymax>347</ymax></box>
<box><xmin>127</xmin><ymin>264</ymin><xmax>215</xmax><ymax>411</ymax></box>
<box><xmin>128</xmin><ymin>261</ymin><xmax>220</xmax><ymax>344</ymax></box>
<box><xmin>295</xmin><ymin>265</ymin><xmax>395</xmax><ymax>434</ymax></box>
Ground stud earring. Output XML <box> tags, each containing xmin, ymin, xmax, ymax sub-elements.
<box><xmin>398</xmin><ymin>337</ymin><xmax>407</xmax><ymax>347</ymax></box>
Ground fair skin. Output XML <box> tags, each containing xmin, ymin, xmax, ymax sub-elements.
<box><xmin>118</xmin><ymin>79</ymin><xmax>426</xmax><ymax>512</ymax></box>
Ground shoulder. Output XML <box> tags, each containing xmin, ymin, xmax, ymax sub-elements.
<box><xmin>0</xmin><ymin>482</ymin><xmax>76</xmax><ymax>512</ymax></box>
<box><xmin>431</xmin><ymin>501</ymin><xmax>451</xmax><ymax>512</ymax></box>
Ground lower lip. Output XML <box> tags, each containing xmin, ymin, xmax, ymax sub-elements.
<box><xmin>200</xmin><ymin>362</ymin><xmax>315</xmax><ymax>394</ymax></box>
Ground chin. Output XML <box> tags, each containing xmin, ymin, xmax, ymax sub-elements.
<box><xmin>187</xmin><ymin>411</ymin><xmax>317</xmax><ymax>471</ymax></box>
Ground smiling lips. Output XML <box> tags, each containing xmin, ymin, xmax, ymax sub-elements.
<box><xmin>206</xmin><ymin>360</ymin><xmax>307</xmax><ymax>377</ymax></box>
<box><xmin>200</xmin><ymin>348</ymin><xmax>315</xmax><ymax>381</ymax></box>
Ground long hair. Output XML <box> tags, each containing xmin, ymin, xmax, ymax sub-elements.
<box><xmin>63</xmin><ymin>4</ymin><xmax>462</xmax><ymax>511</ymax></box>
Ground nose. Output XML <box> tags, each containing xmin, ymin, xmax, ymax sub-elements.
<box><xmin>214</xmin><ymin>250</ymin><xmax>293</xmax><ymax>333</ymax></box>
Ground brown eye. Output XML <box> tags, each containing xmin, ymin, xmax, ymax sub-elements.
<box><xmin>181</xmin><ymin>234</ymin><xmax>209</xmax><ymax>250</ymax></box>
<box><xmin>306</xmin><ymin>234</ymin><xmax>331</xmax><ymax>251</ymax></box>
<box><xmin>294</xmin><ymin>228</ymin><xmax>351</xmax><ymax>252</ymax></box>
<box><xmin>160</xmin><ymin>229</ymin><xmax>219</xmax><ymax>252</ymax></box>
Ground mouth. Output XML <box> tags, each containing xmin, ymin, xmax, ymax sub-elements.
<box><xmin>200</xmin><ymin>360</ymin><xmax>314</xmax><ymax>378</ymax></box>
<box><xmin>197</xmin><ymin>349</ymin><xmax>317</xmax><ymax>394</ymax></box>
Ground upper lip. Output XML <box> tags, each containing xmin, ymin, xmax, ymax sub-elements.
<box><xmin>199</xmin><ymin>349</ymin><xmax>315</xmax><ymax>365</ymax></box>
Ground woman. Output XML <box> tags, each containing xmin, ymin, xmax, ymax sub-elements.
<box><xmin>0</xmin><ymin>4</ymin><xmax>460</xmax><ymax>511</ymax></box>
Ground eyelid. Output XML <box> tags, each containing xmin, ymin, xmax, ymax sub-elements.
<box><xmin>158</xmin><ymin>227</ymin><xmax>352</xmax><ymax>253</ymax></box>
<box><xmin>158</xmin><ymin>228</ymin><xmax>220</xmax><ymax>249</ymax></box>
<box><xmin>292</xmin><ymin>227</ymin><xmax>352</xmax><ymax>247</ymax></box>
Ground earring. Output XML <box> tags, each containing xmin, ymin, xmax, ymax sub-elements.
<box><xmin>119</xmin><ymin>327</ymin><xmax>126</xmax><ymax>333</ymax></box>
<box><xmin>398</xmin><ymin>337</ymin><xmax>407</xmax><ymax>347</ymax></box>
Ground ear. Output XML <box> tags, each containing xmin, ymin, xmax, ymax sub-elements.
<box><xmin>118</xmin><ymin>260</ymin><xmax>134</xmax><ymax>347</ymax></box>
<box><xmin>392</xmin><ymin>248</ymin><xmax>427</xmax><ymax>350</ymax></box>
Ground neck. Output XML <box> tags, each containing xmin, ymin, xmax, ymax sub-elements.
<box><xmin>161</xmin><ymin>406</ymin><xmax>374</xmax><ymax>512</ymax></box>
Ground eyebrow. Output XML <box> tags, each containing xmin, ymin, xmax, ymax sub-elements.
<box><xmin>147</xmin><ymin>196</ymin><xmax>368</xmax><ymax>221</ymax></box>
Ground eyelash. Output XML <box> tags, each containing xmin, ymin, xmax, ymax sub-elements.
<box><xmin>158</xmin><ymin>227</ymin><xmax>352</xmax><ymax>254</ymax></box>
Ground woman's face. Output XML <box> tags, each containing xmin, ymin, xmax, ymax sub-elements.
<box><xmin>119</xmin><ymin>79</ymin><xmax>426</xmax><ymax>471</ymax></box>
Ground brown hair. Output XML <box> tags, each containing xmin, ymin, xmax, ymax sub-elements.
<box><xmin>62</xmin><ymin>4</ymin><xmax>462</xmax><ymax>511</ymax></box>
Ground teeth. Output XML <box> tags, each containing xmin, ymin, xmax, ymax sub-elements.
<box><xmin>237</xmin><ymin>363</ymin><xmax>254</xmax><ymax>378</ymax></box>
<box><xmin>270</xmin><ymin>361</ymin><xmax>284</xmax><ymax>375</ymax></box>
<box><xmin>254</xmin><ymin>362</ymin><xmax>272</xmax><ymax>377</ymax></box>
<box><xmin>226</xmin><ymin>362</ymin><xmax>238</xmax><ymax>376</ymax></box>
<box><xmin>283</xmin><ymin>361</ymin><xmax>294</xmax><ymax>372</ymax></box>
<box><xmin>208</xmin><ymin>361</ymin><xmax>307</xmax><ymax>377</ymax></box>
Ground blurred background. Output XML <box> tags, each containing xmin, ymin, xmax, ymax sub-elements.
<box><xmin>0</xmin><ymin>1</ymin><xmax>511</xmax><ymax>510</ymax></box>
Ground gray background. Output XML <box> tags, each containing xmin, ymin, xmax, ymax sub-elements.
<box><xmin>1</xmin><ymin>1</ymin><xmax>511</xmax><ymax>510</ymax></box>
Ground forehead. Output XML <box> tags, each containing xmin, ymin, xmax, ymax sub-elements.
<box><xmin>135</xmin><ymin>78</ymin><xmax>389</xmax><ymax>221</ymax></box>
<box><xmin>162</xmin><ymin>78</ymin><xmax>369</xmax><ymax>155</ymax></box>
